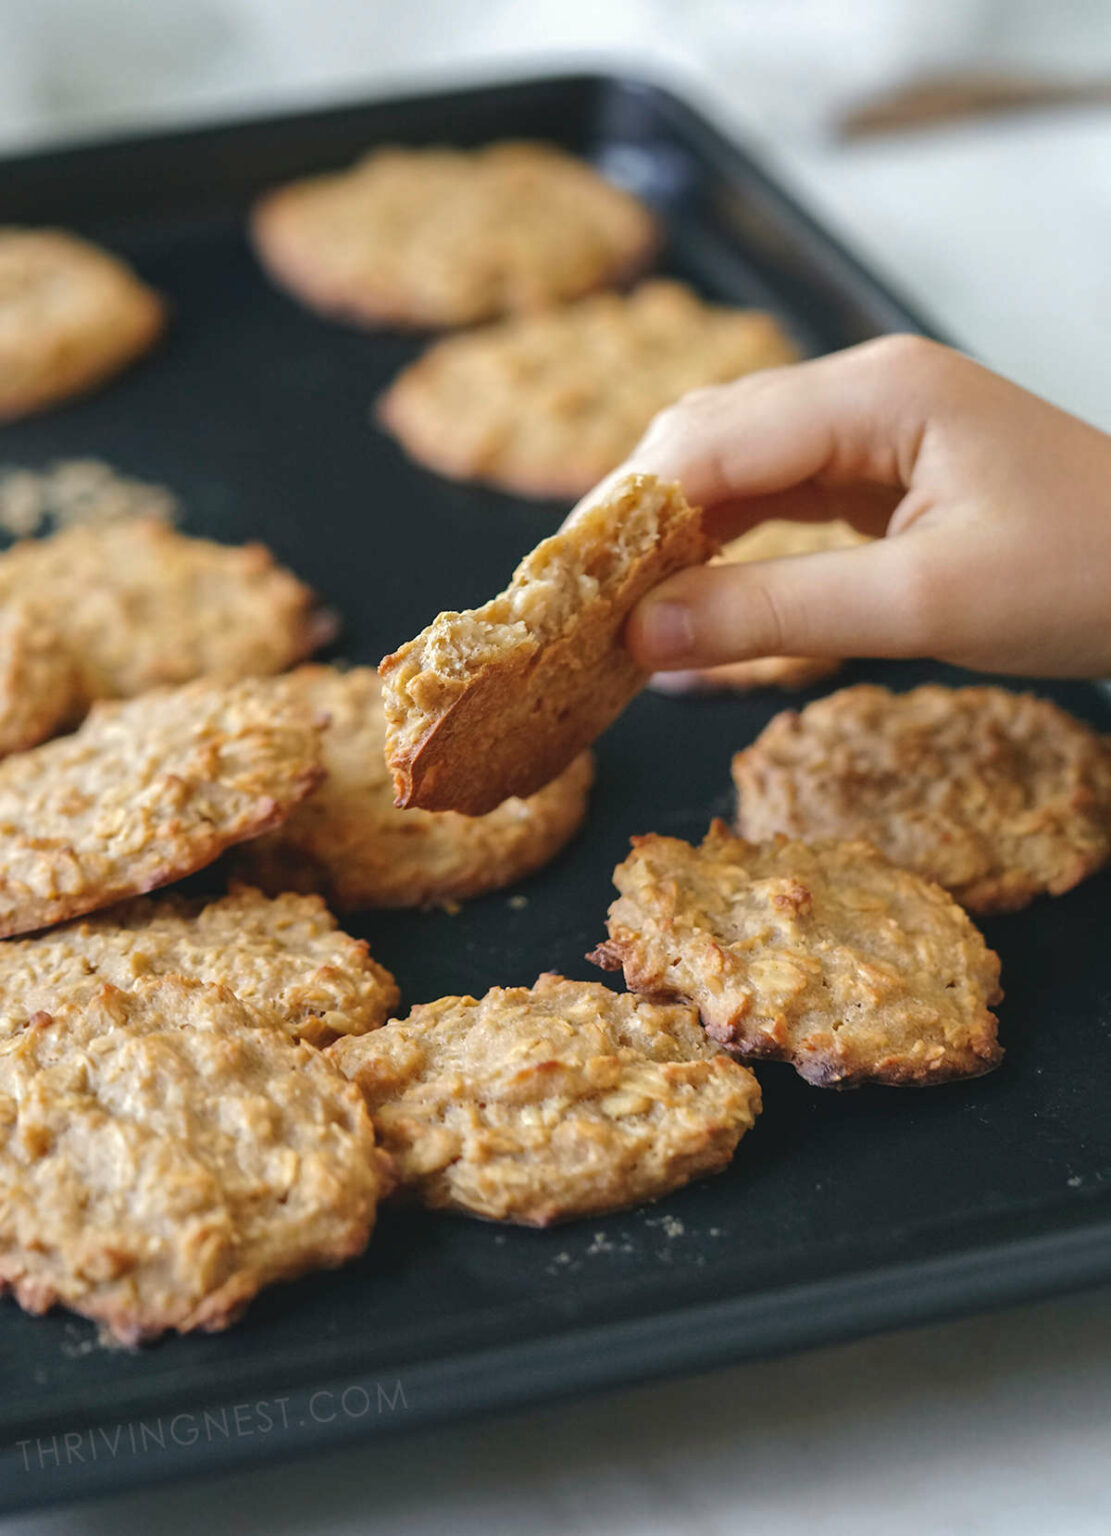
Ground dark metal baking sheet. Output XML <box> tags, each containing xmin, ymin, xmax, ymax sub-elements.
<box><xmin>1</xmin><ymin>71</ymin><xmax>1108</xmax><ymax>1515</ymax></box>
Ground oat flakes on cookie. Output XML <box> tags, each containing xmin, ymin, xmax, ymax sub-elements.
<box><xmin>0</xmin><ymin>676</ymin><xmax>323</xmax><ymax>938</ymax></box>
<box><xmin>0</xmin><ymin>517</ymin><xmax>333</xmax><ymax>703</ymax></box>
<box><xmin>251</xmin><ymin>141</ymin><xmax>658</xmax><ymax>329</ymax></box>
<box><xmin>0</xmin><ymin>976</ymin><xmax>389</xmax><ymax>1344</ymax></box>
<box><xmin>327</xmin><ymin>972</ymin><xmax>760</xmax><ymax>1226</ymax></box>
<box><xmin>0</xmin><ymin>884</ymin><xmax>397</xmax><ymax>1049</ymax></box>
<box><xmin>236</xmin><ymin>666</ymin><xmax>592</xmax><ymax>908</ymax></box>
<box><xmin>652</xmin><ymin>519</ymin><xmax>870</xmax><ymax>694</ymax></box>
<box><xmin>380</xmin><ymin>473</ymin><xmax>714</xmax><ymax>814</ymax></box>
<box><xmin>378</xmin><ymin>281</ymin><xmax>798</xmax><ymax>498</ymax></box>
<box><xmin>589</xmin><ymin>822</ymin><xmax>1003</xmax><ymax>1088</ymax></box>
<box><xmin>0</xmin><ymin>229</ymin><xmax>164</xmax><ymax>420</ymax></box>
<box><xmin>0</xmin><ymin>601</ymin><xmax>77</xmax><ymax>756</ymax></box>
<box><xmin>733</xmin><ymin>684</ymin><xmax>1111</xmax><ymax>913</ymax></box>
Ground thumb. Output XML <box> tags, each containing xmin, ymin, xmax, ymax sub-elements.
<box><xmin>626</xmin><ymin>537</ymin><xmax>930</xmax><ymax>671</ymax></box>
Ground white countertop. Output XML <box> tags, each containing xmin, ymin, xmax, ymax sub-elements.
<box><xmin>2</xmin><ymin>6</ymin><xmax>1111</xmax><ymax>1533</ymax></box>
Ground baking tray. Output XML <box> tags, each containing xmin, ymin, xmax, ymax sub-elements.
<box><xmin>1</xmin><ymin>70</ymin><xmax>1109</xmax><ymax>1515</ymax></box>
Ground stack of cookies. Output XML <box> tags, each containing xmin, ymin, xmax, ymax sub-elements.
<box><xmin>2</xmin><ymin>137</ymin><xmax>1108</xmax><ymax>1351</ymax></box>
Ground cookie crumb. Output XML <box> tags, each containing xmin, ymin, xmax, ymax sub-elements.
<box><xmin>0</xmin><ymin>460</ymin><xmax>178</xmax><ymax>539</ymax></box>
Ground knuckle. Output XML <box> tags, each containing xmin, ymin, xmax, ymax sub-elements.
<box><xmin>859</xmin><ymin>332</ymin><xmax>949</xmax><ymax>379</ymax></box>
<box><xmin>741</xmin><ymin>573</ymin><xmax>793</xmax><ymax>656</ymax></box>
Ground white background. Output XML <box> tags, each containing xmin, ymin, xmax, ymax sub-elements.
<box><xmin>2</xmin><ymin>2</ymin><xmax>1111</xmax><ymax>1532</ymax></box>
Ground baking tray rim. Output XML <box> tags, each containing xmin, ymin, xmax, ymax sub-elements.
<box><xmin>5</xmin><ymin>1212</ymin><xmax>1111</xmax><ymax>1516</ymax></box>
<box><xmin>0</xmin><ymin>63</ymin><xmax>946</xmax><ymax>343</ymax></box>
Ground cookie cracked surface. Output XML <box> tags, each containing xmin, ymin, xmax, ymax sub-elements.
<box><xmin>327</xmin><ymin>972</ymin><xmax>760</xmax><ymax>1226</ymax></box>
<box><xmin>589</xmin><ymin>823</ymin><xmax>1003</xmax><ymax>1088</ymax></box>
<box><xmin>251</xmin><ymin>141</ymin><xmax>658</xmax><ymax>329</ymax></box>
<box><xmin>0</xmin><ymin>228</ymin><xmax>164</xmax><ymax>420</ymax></box>
<box><xmin>0</xmin><ymin>677</ymin><xmax>323</xmax><ymax>938</ymax></box>
<box><xmin>380</xmin><ymin>474</ymin><xmax>714</xmax><ymax>814</ymax></box>
<box><xmin>0</xmin><ymin>976</ymin><xmax>388</xmax><ymax>1344</ymax></box>
<box><xmin>379</xmin><ymin>281</ymin><xmax>798</xmax><ymax>498</ymax></box>
<box><xmin>733</xmin><ymin>684</ymin><xmax>1111</xmax><ymax>912</ymax></box>
<box><xmin>0</xmin><ymin>884</ymin><xmax>398</xmax><ymax>1049</ymax></box>
<box><xmin>0</xmin><ymin>517</ymin><xmax>333</xmax><ymax>704</ymax></box>
<box><xmin>0</xmin><ymin>601</ymin><xmax>78</xmax><ymax>756</ymax></box>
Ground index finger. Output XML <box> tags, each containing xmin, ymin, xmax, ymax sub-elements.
<box><xmin>564</xmin><ymin>335</ymin><xmax>947</xmax><ymax>535</ymax></box>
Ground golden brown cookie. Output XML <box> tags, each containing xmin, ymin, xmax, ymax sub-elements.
<box><xmin>733</xmin><ymin>684</ymin><xmax>1111</xmax><ymax>913</ymax></box>
<box><xmin>589</xmin><ymin>823</ymin><xmax>1003</xmax><ymax>1088</ymax></box>
<box><xmin>0</xmin><ymin>976</ymin><xmax>388</xmax><ymax>1344</ymax></box>
<box><xmin>378</xmin><ymin>281</ymin><xmax>798</xmax><ymax>497</ymax></box>
<box><xmin>654</xmin><ymin>519</ymin><xmax>870</xmax><ymax>693</ymax></box>
<box><xmin>252</xmin><ymin>141</ymin><xmax>657</xmax><ymax>330</ymax></box>
<box><xmin>327</xmin><ymin>972</ymin><xmax>760</xmax><ymax>1226</ymax></box>
<box><xmin>237</xmin><ymin>666</ymin><xmax>592</xmax><ymax>908</ymax></box>
<box><xmin>0</xmin><ymin>517</ymin><xmax>333</xmax><ymax>704</ymax></box>
<box><xmin>0</xmin><ymin>229</ymin><xmax>164</xmax><ymax>420</ymax></box>
<box><xmin>0</xmin><ymin>602</ymin><xmax>78</xmax><ymax>756</ymax></box>
<box><xmin>0</xmin><ymin>884</ymin><xmax>397</xmax><ymax>1049</ymax></box>
<box><xmin>380</xmin><ymin>474</ymin><xmax>714</xmax><ymax>814</ymax></box>
<box><xmin>0</xmin><ymin>676</ymin><xmax>323</xmax><ymax>938</ymax></box>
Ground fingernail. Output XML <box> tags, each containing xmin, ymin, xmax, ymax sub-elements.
<box><xmin>640</xmin><ymin>600</ymin><xmax>696</xmax><ymax>663</ymax></box>
<box><xmin>647</xmin><ymin>670</ymin><xmax>707</xmax><ymax>695</ymax></box>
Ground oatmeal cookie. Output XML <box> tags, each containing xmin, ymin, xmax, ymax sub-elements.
<box><xmin>236</xmin><ymin>666</ymin><xmax>592</xmax><ymax>908</ymax></box>
<box><xmin>733</xmin><ymin>684</ymin><xmax>1111</xmax><ymax>913</ymax></box>
<box><xmin>0</xmin><ymin>976</ymin><xmax>388</xmax><ymax>1343</ymax></box>
<box><xmin>251</xmin><ymin>140</ymin><xmax>658</xmax><ymax>329</ymax></box>
<box><xmin>0</xmin><ymin>602</ymin><xmax>78</xmax><ymax>756</ymax></box>
<box><xmin>327</xmin><ymin>972</ymin><xmax>760</xmax><ymax>1225</ymax></box>
<box><xmin>0</xmin><ymin>676</ymin><xmax>323</xmax><ymax>938</ymax></box>
<box><xmin>589</xmin><ymin>823</ymin><xmax>1003</xmax><ymax>1088</ymax></box>
<box><xmin>378</xmin><ymin>281</ymin><xmax>798</xmax><ymax>497</ymax></box>
<box><xmin>0</xmin><ymin>228</ymin><xmax>164</xmax><ymax>420</ymax></box>
<box><xmin>654</xmin><ymin>519</ymin><xmax>869</xmax><ymax>693</ymax></box>
<box><xmin>0</xmin><ymin>517</ymin><xmax>333</xmax><ymax>704</ymax></box>
<box><xmin>0</xmin><ymin>884</ymin><xmax>397</xmax><ymax>1049</ymax></box>
<box><xmin>380</xmin><ymin>474</ymin><xmax>714</xmax><ymax>814</ymax></box>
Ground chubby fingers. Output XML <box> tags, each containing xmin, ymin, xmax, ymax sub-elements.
<box><xmin>625</xmin><ymin>334</ymin><xmax>946</xmax><ymax>510</ymax></box>
<box><xmin>626</xmin><ymin>537</ymin><xmax>931</xmax><ymax>672</ymax></box>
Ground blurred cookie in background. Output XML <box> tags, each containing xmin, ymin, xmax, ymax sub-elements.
<box><xmin>0</xmin><ymin>228</ymin><xmax>164</xmax><ymax>420</ymax></box>
<box><xmin>251</xmin><ymin>141</ymin><xmax>659</xmax><ymax>330</ymax></box>
<box><xmin>379</xmin><ymin>280</ymin><xmax>798</xmax><ymax>498</ymax></box>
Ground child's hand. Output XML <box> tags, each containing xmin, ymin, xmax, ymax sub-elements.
<box><xmin>611</xmin><ymin>337</ymin><xmax>1111</xmax><ymax>679</ymax></box>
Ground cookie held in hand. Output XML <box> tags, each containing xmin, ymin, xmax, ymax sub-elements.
<box><xmin>380</xmin><ymin>473</ymin><xmax>715</xmax><ymax>814</ymax></box>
